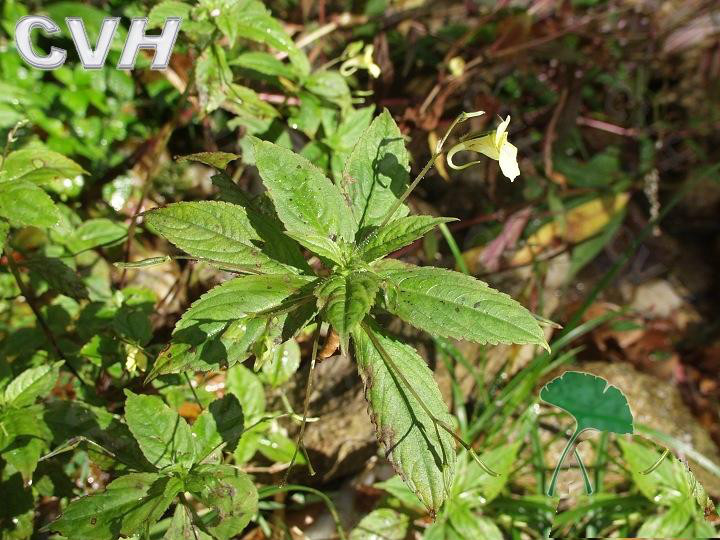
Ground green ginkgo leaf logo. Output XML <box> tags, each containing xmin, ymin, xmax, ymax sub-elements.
<box><xmin>540</xmin><ymin>371</ymin><xmax>634</xmax><ymax>496</ymax></box>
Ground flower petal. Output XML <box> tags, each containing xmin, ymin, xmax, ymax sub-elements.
<box><xmin>466</xmin><ymin>134</ymin><xmax>500</xmax><ymax>160</ymax></box>
<box><xmin>495</xmin><ymin>115</ymin><xmax>511</xmax><ymax>147</ymax></box>
<box><xmin>498</xmin><ymin>140</ymin><xmax>520</xmax><ymax>181</ymax></box>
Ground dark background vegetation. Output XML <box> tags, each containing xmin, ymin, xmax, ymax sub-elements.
<box><xmin>1</xmin><ymin>0</ymin><xmax>719</xmax><ymax>538</ymax></box>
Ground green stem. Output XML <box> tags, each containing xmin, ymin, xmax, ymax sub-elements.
<box><xmin>184</xmin><ymin>373</ymin><xmax>204</xmax><ymax>411</ymax></box>
<box><xmin>375</xmin><ymin>110</ymin><xmax>483</xmax><ymax>231</ymax></box>
<box><xmin>574</xmin><ymin>447</ymin><xmax>593</xmax><ymax>495</ymax></box>
<box><xmin>438</xmin><ymin>223</ymin><xmax>469</xmax><ymax>275</ymax></box>
<box><xmin>4</xmin><ymin>248</ymin><xmax>88</xmax><ymax>386</ymax></box>
<box><xmin>594</xmin><ymin>430</ymin><xmax>609</xmax><ymax>490</ymax></box>
<box><xmin>641</xmin><ymin>448</ymin><xmax>669</xmax><ymax>475</ymax></box>
<box><xmin>548</xmin><ymin>428</ymin><xmax>581</xmax><ymax>496</ymax></box>
<box><xmin>283</xmin><ymin>318</ymin><xmax>321</xmax><ymax>484</ymax></box>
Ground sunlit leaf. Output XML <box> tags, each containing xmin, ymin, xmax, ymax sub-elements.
<box><xmin>353</xmin><ymin>323</ymin><xmax>456</xmax><ymax>515</ymax></box>
<box><xmin>124</xmin><ymin>391</ymin><xmax>195</xmax><ymax>471</ymax></box>
<box><xmin>541</xmin><ymin>371</ymin><xmax>633</xmax><ymax>495</ymax></box>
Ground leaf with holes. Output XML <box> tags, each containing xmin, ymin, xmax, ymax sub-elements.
<box><xmin>185</xmin><ymin>464</ymin><xmax>258</xmax><ymax>540</ymax></box>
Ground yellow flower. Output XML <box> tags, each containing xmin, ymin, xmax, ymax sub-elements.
<box><xmin>340</xmin><ymin>42</ymin><xmax>381</xmax><ymax>79</ymax></box>
<box><xmin>446</xmin><ymin>115</ymin><xmax>520</xmax><ymax>181</ymax></box>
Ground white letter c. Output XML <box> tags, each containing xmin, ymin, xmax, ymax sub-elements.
<box><xmin>15</xmin><ymin>16</ymin><xmax>67</xmax><ymax>70</ymax></box>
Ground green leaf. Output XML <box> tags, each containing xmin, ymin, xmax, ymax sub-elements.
<box><xmin>3</xmin><ymin>361</ymin><xmax>62</xmax><ymax>408</ymax></box>
<box><xmin>44</xmin><ymin>2</ymin><xmax>127</xmax><ymax>51</ymax></box>
<box><xmin>148</xmin><ymin>274</ymin><xmax>312</xmax><ymax>378</ymax></box>
<box><xmin>342</xmin><ymin>110</ymin><xmax>410</xmax><ymax>235</ymax></box>
<box><xmin>637</xmin><ymin>504</ymin><xmax>692</xmax><ymax>538</ymax></box>
<box><xmin>374</xmin><ymin>476</ymin><xmax>425</xmax><ymax>513</ymax></box>
<box><xmin>252</xmin><ymin>138</ymin><xmax>355</xmax><ymax>242</ymax></box>
<box><xmin>233</xmin><ymin>428</ymin><xmax>263</xmax><ymax>465</ymax></box>
<box><xmin>316</xmin><ymin>271</ymin><xmax>379</xmax><ymax>350</ymax></box>
<box><xmin>211</xmin><ymin>173</ymin><xmax>310</xmax><ymax>271</ymax></box>
<box><xmin>541</xmin><ymin>371</ymin><xmax>634</xmax><ymax>495</ymax></box>
<box><xmin>349</xmin><ymin>507</ymin><xmax>409</xmax><ymax>540</ymax></box>
<box><xmin>358</xmin><ymin>216</ymin><xmax>455</xmax><ymax>262</ymax></box>
<box><xmin>44</xmin><ymin>401</ymin><xmax>153</xmax><ymax>471</ymax></box>
<box><xmin>163</xmin><ymin>504</ymin><xmax>212</xmax><ymax>540</ymax></box>
<box><xmin>259</xmin><ymin>339</ymin><xmax>301</xmax><ymax>387</ymax></box>
<box><xmin>177</xmin><ymin>152</ymin><xmax>241</xmax><ymax>170</ymax></box>
<box><xmin>24</xmin><ymin>257</ymin><xmax>88</xmax><ymax>300</ymax></box>
<box><xmin>0</xmin><ymin>146</ymin><xmax>86</xmax><ymax>185</ymax></box>
<box><xmin>618</xmin><ymin>439</ymin><xmax>713</xmax><ymax>514</ymax></box>
<box><xmin>285</xmin><ymin>232</ymin><xmax>345</xmax><ymax>264</ymax></box>
<box><xmin>226</xmin><ymin>364</ymin><xmax>265</xmax><ymax>419</ymax></box>
<box><xmin>305</xmin><ymin>70</ymin><xmax>351</xmax><ymax>106</ymax></box>
<box><xmin>231</xmin><ymin>51</ymin><xmax>297</xmax><ymax>79</ymax></box>
<box><xmin>457</xmin><ymin>441</ymin><xmax>522</xmax><ymax>502</ymax></box>
<box><xmin>353</xmin><ymin>323</ymin><xmax>456</xmax><ymax>515</ymax></box>
<box><xmin>541</xmin><ymin>371</ymin><xmax>634</xmax><ymax>435</ymax></box>
<box><xmin>118</xmin><ymin>476</ymin><xmax>184</xmax><ymax>536</ymax></box>
<box><xmin>113</xmin><ymin>304</ymin><xmax>152</xmax><ymax>346</ymax></box>
<box><xmin>148</xmin><ymin>1</ymin><xmax>192</xmax><ymax>28</ymax></box>
<box><xmin>449</xmin><ymin>506</ymin><xmax>503</xmax><ymax>540</ymax></box>
<box><xmin>65</xmin><ymin>218</ymin><xmax>127</xmax><ymax>253</ymax></box>
<box><xmin>375</xmin><ymin>260</ymin><xmax>548</xmax><ymax>348</ymax></box>
<box><xmin>0</xmin><ymin>180</ymin><xmax>59</xmax><ymax>228</ymax></box>
<box><xmin>48</xmin><ymin>473</ymin><xmax>181</xmax><ymax>540</ymax></box>
<box><xmin>257</xmin><ymin>431</ymin><xmax>305</xmax><ymax>464</ymax></box>
<box><xmin>145</xmin><ymin>201</ymin><xmax>296</xmax><ymax>274</ymax></box>
<box><xmin>0</xmin><ymin>406</ymin><xmax>51</xmax><ymax>482</ymax></box>
<box><xmin>195</xmin><ymin>47</ymin><xmax>233</xmax><ymax>114</ymax></box>
<box><xmin>214</xmin><ymin>0</ymin><xmax>310</xmax><ymax>75</ymax></box>
<box><xmin>192</xmin><ymin>394</ymin><xmax>244</xmax><ymax>462</ymax></box>
<box><xmin>186</xmin><ymin>464</ymin><xmax>258</xmax><ymax>540</ymax></box>
<box><xmin>124</xmin><ymin>391</ymin><xmax>195</xmax><ymax>470</ymax></box>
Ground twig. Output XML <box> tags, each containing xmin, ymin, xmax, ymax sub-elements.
<box><xmin>543</xmin><ymin>87</ymin><xmax>568</xmax><ymax>179</ymax></box>
<box><xmin>373</xmin><ymin>110</ymin><xmax>484</xmax><ymax>233</ymax></box>
<box><xmin>3</xmin><ymin>248</ymin><xmax>88</xmax><ymax>385</ymax></box>
<box><xmin>283</xmin><ymin>319</ymin><xmax>322</xmax><ymax>484</ymax></box>
<box><xmin>0</xmin><ymin>120</ymin><xmax>27</xmax><ymax>173</ymax></box>
<box><xmin>119</xmin><ymin>75</ymin><xmax>195</xmax><ymax>287</ymax></box>
<box><xmin>184</xmin><ymin>373</ymin><xmax>204</xmax><ymax>411</ymax></box>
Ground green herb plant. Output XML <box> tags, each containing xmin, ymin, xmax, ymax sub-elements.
<box><xmin>139</xmin><ymin>109</ymin><xmax>548</xmax><ymax>515</ymax></box>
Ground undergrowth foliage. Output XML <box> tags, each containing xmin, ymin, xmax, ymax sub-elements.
<box><xmin>2</xmin><ymin>0</ymin><xmax>717</xmax><ymax>538</ymax></box>
<box><xmin>142</xmin><ymin>110</ymin><xmax>548</xmax><ymax>514</ymax></box>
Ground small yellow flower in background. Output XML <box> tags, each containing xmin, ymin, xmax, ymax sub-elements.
<box><xmin>446</xmin><ymin>115</ymin><xmax>520</xmax><ymax>181</ymax></box>
<box><xmin>448</xmin><ymin>56</ymin><xmax>466</xmax><ymax>78</ymax></box>
<box><xmin>340</xmin><ymin>42</ymin><xmax>381</xmax><ymax>79</ymax></box>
